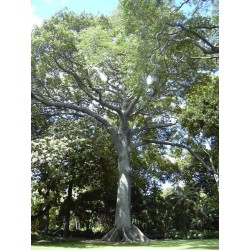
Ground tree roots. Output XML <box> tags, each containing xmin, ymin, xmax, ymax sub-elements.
<box><xmin>101</xmin><ymin>225</ymin><xmax>150</xmax><ymax>243</ymax></box>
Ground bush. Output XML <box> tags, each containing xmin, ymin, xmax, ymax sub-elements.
<box><xmin>187</xmin><ymin>229</ymin><xmax>219</xmax><ymax>239</ymax></box>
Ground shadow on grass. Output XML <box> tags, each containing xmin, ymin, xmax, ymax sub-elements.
<box><xmin>32</xmin><ymin>237</ymin><xmax>94</xmax><ymax>248</ymax></box>
<box><xmin>140</xmin><ymin>239</ymin><xmax>218</xmax><ymax>249</ymax></box>
<box><xmin>182</xmin><ymin>239</ymin><xmax>219</xmax><ymax>249</ymax></box>
<box><xmin>31</xmin><ymin>238</ymin><xmax>219</xmax><ymax>249</ymax></box>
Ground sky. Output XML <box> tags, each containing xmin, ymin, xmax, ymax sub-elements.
<box><xmin>32</xmin><ymin>0</ymin><xmax>119</xmax><ymax>27</ymax></box>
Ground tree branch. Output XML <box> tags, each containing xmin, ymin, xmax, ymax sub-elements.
<box><xmin>31</xmin><ymin>92</ymin><xmax>110</xmax><ymax>128</ymax></box>
<box><xmin>159</xmin><ymin>21</ymin><xmax>219</xmax><ymax>54</ymax></box>
<box><xmin>52</xmin><ymin>56</ymin><xmax>123</xmax><ymax>115</ymax></box>
<box><xmin>130</xmin><ymin>123</ymin><xmax>176</xmax><ymax>137</ymax></box>
<box><xmin>124</xmin><ymin>95</ymin><xmax>141</xmax><ymax>117</ymax></box>
<box><xmin>174</xmin><ymin>0</ymin><xmax>191</xmax><ymax>12</ymax></box>
<box><xmin>40</xmin><ymin>111</ymin><xmax>87</xmax><ymax>118</ymax></box>
<box><xmin>133</xmin><ymin>139</ymin><xmax>214</xmax><ymax>173</ymax></box>
<box><xmin>173</xmin><ymin>23</ymin><xmax>219</xmax><ymax>53</ymax></box>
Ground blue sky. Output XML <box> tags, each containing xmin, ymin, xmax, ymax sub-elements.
<box><xmin>32</xmin><ymin>0</ymin><xmax>119</xmax><ymax>26</ymax></box>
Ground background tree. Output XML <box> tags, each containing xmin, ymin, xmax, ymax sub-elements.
<box><xmin>165</xmin><ymin>186</ymin><xmax>199</xmax><ymax>239</ymax></box>
<box><xmin>178</xmin><ymin>75</ymin><xmax>219</xmax><ymax>186</ymax></box>
<box><xmin>31</xmin><ymin>115</ymin><xmax>117</xmax><ymax>237</ymax></box>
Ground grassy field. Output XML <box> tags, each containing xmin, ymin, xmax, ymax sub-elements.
<box><xmin>31</xmin><ymin>237</ymin><xmax>219</xmax><ymax>250</ymax></box>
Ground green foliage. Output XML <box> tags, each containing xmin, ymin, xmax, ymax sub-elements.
<box><xmin>180</xmin><ymin>76</ymin><xmax>219</xmax><ymax>138</ymax></box>
<box><xmin>162</xmin><ymin>185</ymin><xmax>218</xmax><ymax>239</ymax></box>
<box><xmin>31</xmin><ymin>114</ymin><xmax>118</xmax><ymax>234</ymax></box>
<box><xmin>32</xmin><ymin>105</ymin><xmax>52</xmax><ymax>139</ymax></box>
<box><xmin>119</xmin><ymin>0</ymin><xmax>218</xmax><ymax>94</ymax></box>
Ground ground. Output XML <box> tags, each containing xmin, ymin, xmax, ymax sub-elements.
<box><xmin>31</xmin><ymin>237</ymin><xmax>219</xmax><ymax>250</ymax></box>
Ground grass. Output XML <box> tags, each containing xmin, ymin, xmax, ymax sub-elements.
<box><xmin>31</xmin><ymin>237</ymin><xmax>219</xmax><ymax>250</ymax></box>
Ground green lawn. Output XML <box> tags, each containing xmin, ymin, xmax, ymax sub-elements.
<box><xmin>31</xmin><ymin>238</ymin><xmax>219</xmax><ymax>250</ymax></box>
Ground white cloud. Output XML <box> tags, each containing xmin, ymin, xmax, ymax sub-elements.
<box><xmin>31</xmin><ymin>6</ymin><xmax>43</xmax><ymax>29</ymax></box>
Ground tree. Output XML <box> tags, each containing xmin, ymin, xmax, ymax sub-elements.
<box><xmin>165</xmin><ymin>185</ymin><xmax>200</xmax><ymax>239</ymax></box>
<box><xmin>129</xmin><ymin>145</ymin><xmax>175</xmax><ymax>236</ymax></box>
<box><xmin>179</xmin><ymin>75</ymin><xmax>219</xmax><ymax>186</ymax></box>
<box><xmin>31</xmin><ymin>2</ymin><xmax>218</xmax><ymax>241</ymax></box>
<box><xmin>161</xmin><ymin>74</ymin><xmax>219</xmax><ymax>194</ymax></box>
<box><xmin>31</xmin><ymin>117</ymin><xmax>117</xmax><ymax>236</ymax></box>
<box><xmin>31</xmin><ymin>11</ymin><xmax>159</xmax><ymax>242</ymax></box>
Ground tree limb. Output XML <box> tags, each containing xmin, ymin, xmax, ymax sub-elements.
<box><xmin>133</xmin><ymin>139</ymin><xmax>214</xmax><ymax>173</ymax></box>
<box><xmin>124</xmin><ymin>95</ymin><xmax>141</xmax><ymax>117</ymax></box>
<box><xmin>174</xmin><ymin>0</ymin><xmax>191</xmax><ymax>12</ymax></box>
<box><xmin>130</xmin><ymin>123</ymin><xmax>176</xmax><ymax>137</ymax></box>
<box><xmin>31</xmin><ymin>92</ymin><xmax>110</xmax><ymax>128</ymax></box>
<box><xmin>158</xmin><ymin>21</ymin><xmax>219</xmax><ymax>55</ymax></box>
<box><xmin>172</xmin><ymin>22</ymin><xmax>219</xmax><ymax>53</ymax></box>
<box><xmin>52</xmin><ymin>56</ymin><xmax>122</xmax><ymax>114</ymax></box>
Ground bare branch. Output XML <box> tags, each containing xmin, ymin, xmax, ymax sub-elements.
<box><xmin>33</xmin><ymin>75</ymin><xmax>60</xmax><ymax>102</ymax></box>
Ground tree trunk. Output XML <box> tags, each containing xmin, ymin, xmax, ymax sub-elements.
<box><xmin>214</xmin><ymin>173</ymin><xmax>219</xmax><ymax>191</ymax></box>
<box><xmin>31</xmin><ymin>204</ymin><xmax>51</xmax><ymax>221</ymax></box>
<box><xmin>102</xmin><ymin>131</ymin><xmax>149</xmax><ymax>242</ymax></box>
<box><xmin>44</xmin><ymin>210</ymin><xmax>50</xmax><ymax>235</ymax></box>
<box><xmin>63</xmin><ymin>180</ymin><xmax>73</xmax><ymax>238</ymax></box>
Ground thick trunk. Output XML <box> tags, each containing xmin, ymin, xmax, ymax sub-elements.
<box><xmin>115</xmin><ymin>145</ymin><xmax>132</xmax><ymax>228</ymax></box>
<box><xmin>102</xmin><ymin>130</ymin><xmax>149</xmax><ymax>242</ymax></box>
<box><xmin>101</xmin><ymin>224</ymin><xmax>149</xmax><ymax>242</ymax></box>
<box><xmin>63</xmin><ymin>181</ymin><xmax>73</xmax><ymax>238</ymax></box>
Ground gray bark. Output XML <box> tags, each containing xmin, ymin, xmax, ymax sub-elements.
<box><xmin>102</xmin><ymin>127</ymin><xmax>149</xmax><ymax>242</ymax></box>
<box><xmin>115</xmin><ymin>135</ymin><xmax>132</xmax><ymax>228</ymax></box>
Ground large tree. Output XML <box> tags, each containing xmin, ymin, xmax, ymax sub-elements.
<box><xmin>119</xmin><ymin>0</ymin><xmax>219</xmax><ymax>187</ymax></box>
<box><xmin>31</xmin><ymin>1</ymin><xmax>218</xmax><ymax>241</ymax></box>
